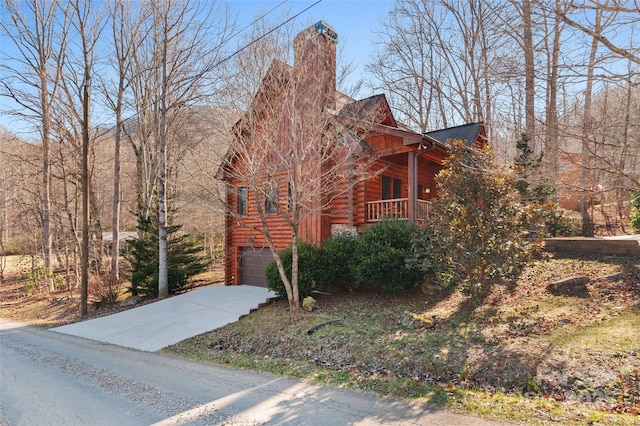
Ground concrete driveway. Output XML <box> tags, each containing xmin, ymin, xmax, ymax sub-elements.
<box><xmin>52</xmin><ymin>285</ymin><xmax>273</xmax><ymax>352</ymax></box>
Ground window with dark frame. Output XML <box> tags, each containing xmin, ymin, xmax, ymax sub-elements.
<box><xmin>382</xmin><ymin>175</ymin><xmax>402</xmax><ymax>200</ymax></box>
<box><xmin>382</xmin><ymin>175</ymin><xmax>391</xmax><ymax>200</ymax></box>
<box><xmin>237</xmin><ymin>187</ymin><xmax>247</xmax><ymax>216</ymax></box>
<box><xmin>393</xmin><ymin>177</ymin><xmax>402</xmax><ymax>199</ymax></box>
<box><xmin>265</xmin><ymin>182</ymin><xmax>277</xmax><ymax>214</ymax></box>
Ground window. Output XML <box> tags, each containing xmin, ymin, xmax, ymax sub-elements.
<box><xmin>265</xmin><ymin>182</ymin><xmax>277</xmax><ymax>214</ymax></box>
<box><xmin>382</xmin><ymin>176</ymin><xmax>390</xmax><ymax>200</ymax></box>
<box><xmin>288</xmin><ymin>182</ymin><xmax>294</xmax><ymax>211</ymax></box>
<box><xmin>381</xmin><ymin>176</ymin><xmax>402</xmax><ymax>200</ymax></box>
<box><xmin>237</xmin><ymin>187</ymin><xmax>247</xmax><ymax>216</ymax></box>
<box><xmin>393</xmin><ymin>178</ymin><xmax>402</xmax><ymax>199</ymax></box>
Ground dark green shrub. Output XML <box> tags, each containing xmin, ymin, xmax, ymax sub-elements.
<box><xmin>538</xmin><ymin>204</ymin><xmax>582</xmax><ymax>237</ymax></box>
<box><xmin>413</xmin><ymin>140</ymin><xmax>537</xmax><ymax>303</ymax></box>
<box><xmin>514</xmin><ymin>133</ymin><xmax>567</xmax><ymax>237</ymax></box>
<box><xmin>631</xmin><ymin>192</ymin><xmax>640</xmax><ymax>231</ymax></box>
<box><xmin>352</xmin><ymin>220</ymin><xmax>423</xmax><ymax>295</ymax></box>
<box><xmin>266</xmin><ymin>242</ymin><xmax>319</xmax><ymax>299</ymax></box>
<box><xmin>315</xmin><ymin>233</ymin><xmax>358</xmax><ymax>291</ymax></box>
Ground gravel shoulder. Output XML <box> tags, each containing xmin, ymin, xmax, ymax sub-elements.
<box><xmin>1</xmin><ymin>318</ymin><xmax>507</xmax><ymax>425</ymax></box>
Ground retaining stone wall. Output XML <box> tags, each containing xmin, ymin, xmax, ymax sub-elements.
<box><xmin>543</xmin><ymin>237</ymin><xmax>640</xmax><ymax>256</ymax></box>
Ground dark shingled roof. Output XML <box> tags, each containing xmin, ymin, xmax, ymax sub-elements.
<box><xmin>337</xmin><ymin>94</ymin><xmax>397</xmax><ymax>127</ymax></box>
<box><xmin>424</xmin><ymin>122</ymin><xmax>484</xmax><ymax>146</ymax></box>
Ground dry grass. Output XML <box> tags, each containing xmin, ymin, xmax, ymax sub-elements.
<box><xmin>3</xmin><ymin>253</ymin><xmax>639</xmax><ymax>424</ymax></box>
<box><xmin>166</xmin><ymin>255</ymin><xmax>640</xmax><ymax>425</ymax></box>
<box><xmin>0</xmin><ymin>255</ymin><xmax>215</xmax><ymax>327</ymax></box>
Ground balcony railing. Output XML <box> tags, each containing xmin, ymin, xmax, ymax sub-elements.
<box><xmin>417</xmin><ymin>199</ymin><xmax>431</xmax><ymax>221</ymax></box>
<box><xmin>366</xmin><ymin>198</ymin><xmax>431</xmax><ymax>222</ymax></box>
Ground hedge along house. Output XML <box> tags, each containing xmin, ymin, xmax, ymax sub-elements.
<box><xmin>217</xmin><ymin>22</ymin><xmax>486</xmax><ymax>287</ymax></box>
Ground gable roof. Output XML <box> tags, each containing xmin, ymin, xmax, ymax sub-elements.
<box><xmin>241</xmin><ymin>60</ymin><xmax>292</xmax><ymax>125</ymax></box>
<box><xmin>424</xmin><ymin>122</ymin><xmax>485</xmax><ymax>146</ymax></box>
<box><xmin>337</xmin><ymin>94</ymin><xmax>397</xmax><ymax>127</ymax></box>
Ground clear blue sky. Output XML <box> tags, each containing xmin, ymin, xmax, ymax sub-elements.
<box><xmin>228</xmin><ymin>0</ymin><xmax>393</xmax><ymax>91</ymax></box>
<box><xmin>0</xmin><ymin>0</ymin><xmax>392</xmax><ymax>134</ymax></box>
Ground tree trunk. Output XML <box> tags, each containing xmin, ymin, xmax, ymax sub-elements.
<box><xmin>111</xmin><ymin>116</ymin><xmax>122</xmax><ymax>280</ymax></box>
<box><xmin>544</xmin><ymin>0</ymin><xmax>562</xmax><ymax>194</ymax></box>
<box><xmin>80</xmin><ymin>84</ymin><xmax>90</xmax><ymax>316</ymax></box>
<box><xmin>522</xmin><ymin>0</ymin><xmax>536</xmax><ymax>143</ymax></box>
<box><xmin>80</xmin><ymin>43</ymin><xmax>92</xmax><ymax>316</ymax></box>
<box><xmin>41</xmin><ymin>86</ymin><xmax>54</xmax><ymax>292</ymax></box>
<box><xmin>289</xmin><ymin>233</ymin><xmax>301</xmax><ymax>322</ymax></box>
<box><xmin>157</xmin><ymin>13</ymin><xmax>169</xmax><ymax>299</ymax></box>
<box><xmin>578</xmin><ymin>7</ymin><xmax>603</xmax><ymax>237</ymax></box>
<box><xmin>36</xmin><ymin>0</ymin><xmax>54</xmax><ymax>291</ymax></box>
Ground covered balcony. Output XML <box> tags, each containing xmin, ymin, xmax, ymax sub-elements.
<box><xmin>366</xmin><ymin>198</ymin><xmax>431</xmax><ymax>223</ymax></box>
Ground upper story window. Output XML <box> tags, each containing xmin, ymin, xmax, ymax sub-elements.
<box><xmin>237</xmin><ymin>187</ymin><xmax>247</xmax><ymax>216</ymax></box>
<box><xmin>265</xmin><ymin>182</ymin><xmax>278</xmax><ymax>214</ymax></box>
<box><xmin>288</xmin><ymin>182</ymin><xmax>294</xmax><ymax>211</ymax></box>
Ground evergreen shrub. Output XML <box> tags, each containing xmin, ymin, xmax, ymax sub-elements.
<box><xmin>315</xmin><ymin>233</ymin><xmax>358</xmax><ymax>291</ymax></box>
<box><xmin>413</xmin><ymin>140</ymin><xmax>537</xmax><ymax>303</ymax></box>
<box><xmin>125</xmin><ymin>215</ymin><xmax>209</xmax><ymax>296</ymax></box>
<box><xmin>352</xmin><ymin>220</ymin><xmax>423</xmax><ymax>295</ymax></box>
<box><xmin>265</xmin><ymin>242</ymin><xmax>319</xmax><ymax>299</ymax></box>
<box><xmin>631</xmin><ymin>192</ymin><xmax>640</xmax><ymax>231</ymax></box>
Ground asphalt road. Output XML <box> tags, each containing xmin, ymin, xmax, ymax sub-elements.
<box><xmin>1</xmin><ymin>318</ymin><xmax>506</xmax><ymax>425</ymax></box>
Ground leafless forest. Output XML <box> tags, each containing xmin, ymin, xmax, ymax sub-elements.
<box><xmin>1</xmin><ymin>0</ymin><xmax>638</xmax><ymax>295</ymax></box>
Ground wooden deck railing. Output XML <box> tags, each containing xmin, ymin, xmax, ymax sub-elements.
<box><xmin>417</xmin><ymin>199</ymin><xmax>431</xmax><ymax>221</ymax></box>
<box><xmin>366</xmin><ymin>198</ymin><xmax>431</xmax><ymax>222</ymax></box>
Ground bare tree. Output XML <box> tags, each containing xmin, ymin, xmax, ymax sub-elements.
<box><xmin>0</xmin><ymin>128</ymin><xmax>45</xmax><ymax>279</ymax></box>
<box><xmin>576</xmin><ymin>4</ymin><xmax>603</xmax><ymax>236</ymax></box>
<box><xmin>521</xmin><ymin>0</ymin><xmax>537</xmax><ymax>141</ymax></box>
<box><xmin>52</xmin><ymin>0</ymin><xmax>105</xmax><ymax>314</ymax></box>
<box><xmin>1</xmin><ymin>0</ymin><xmax>69</xmax><ymax>290</ymax></box>
<box><xmin>557</xmin><ymin>0</ymin><xmax>640</xmax><ymax>66</ymax></box>
<box><xmin>367</xmin><ymin>0</ymin><xmax>441</xmax><ymax>132</ymax></box>
<box><xmin>367</xmin><ymin>0</ymin><xmax>514</xmax><ymax>145</ymax></box>
<box><xmin>0</xmin><ymin>127</ymin><xmax>22</xmax><ymax>281</ymax></box>
<box><xmin>542</xmin><ymin>0</ymin><xmax>566</xmax><ymax>186</ymax></box>
<box><xmin>220</xmin><ymin>23</ymin><xmax>381</xmax><ymax>321</ymax></box>
<box><xmin>124</xmin><ymin>0</ymin><xmax>233</xmax><ymax>298</ymax></box>
<box><xmin>102</xmin><ymin>0</ymin><xmax>146</xmax><ymax>281</ymax></box>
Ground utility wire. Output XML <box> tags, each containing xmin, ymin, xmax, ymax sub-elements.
<box><xmin>213</xmin><ymin>0</ymin><xmax>323</xmax><ymax>69</ymax></box>
<box><xmin>114</xmin><ymin>0</ymin><xmax>322</xmax><ymax>128</ymax></box>
<box><xmin>76</xmin><ymin>0</ymin><xmax>321</xmax><ymax>133</ymax></box>
<box><xmin>224</xmin><ymin>0</ymin><xmax>289</xmax><ymax>49</ymax></box>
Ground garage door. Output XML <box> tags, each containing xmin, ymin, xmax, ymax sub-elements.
<box><xmin>240</xmin><ymin>247</ymin><xmax>273</xmax><ymax>287</ymax></box>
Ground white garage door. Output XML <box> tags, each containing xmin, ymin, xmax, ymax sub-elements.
<box><xmin>240</xmin><ymin>247</ymin><xmax>273</xmax><ymax>287</ymax></box>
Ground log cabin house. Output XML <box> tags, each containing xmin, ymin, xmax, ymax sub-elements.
<box><xmin>217</xmin><ymin>21</ymin><xmax>485</xmax><ymax>287</ymax></box>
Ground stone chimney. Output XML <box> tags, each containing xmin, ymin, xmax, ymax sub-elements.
<box><xmin>293</xmin><ymin>21</ymin><xmax>338</xmax><ymax>110</ymax></box>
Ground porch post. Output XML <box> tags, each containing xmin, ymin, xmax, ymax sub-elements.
<box><xmin>408</xmin><ymin>150</ymin><xmax>416</xmax><ymax>223</ymax></box>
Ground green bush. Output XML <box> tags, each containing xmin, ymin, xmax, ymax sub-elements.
<box><xmin>513</xmin><ymin>133</ymin><xmax>568</xmax><ymax>237</ymax></box>
<box><xmin>266</xmin><ymin>242</ymin><xmax>319</xmax><ymax>299</ymax></box>
<box><xmin>315</xmin><ymin>233</ymin><xmax>358</xmax><ymax>291</ymax></box>
<box><xmin>413</xmin><ymin>140</ymin><xmax>536</xmax><ymax>303</ymax></box>
<box><xmin>631</xmin><ymin>192</ymin><xmax>640</xmax><ymax>231</ymax></box>
<box><xmin>520</xmin><ymin>202</ymin><xmax>581</xmax><ymax>238</ymax></box>
<box><xmin>352</xmin><ymin>220</ymin><xmax>423</xmax><ymax>295</ymax></box>
<box><xmin>541</xmin><ymin>205</ymin><xmax>582</xmax><ymax>237</ymax></box>
<box><xmin>26</xmin><ymin>266</ymin><xmax>51</xmax><ymax>293</ymax></box>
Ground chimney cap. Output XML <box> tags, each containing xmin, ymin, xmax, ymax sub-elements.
<box><xmin>314</xmin><ymin>21</ymin><xmax>338</xmax><ymax>42</ymax></box>
<box><xmin>295</xmin><ymin>21</ymin><xmax>338</xmax><ymax>45</ymax></box>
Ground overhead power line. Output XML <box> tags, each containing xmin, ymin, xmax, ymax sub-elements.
<box><xmin>110</xmin><ymin>0</ymin><xmax>323</xmax><ymax>129</ymax></box>
<box><xmin>226</xmin><ymin>0</ymin><xmax>290</xmax><ymax>47</ymax></box>
<box><xmin>213</xmin><ymin>0</ymin><xmax>323</xmax><ymax>69</ymax></box>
